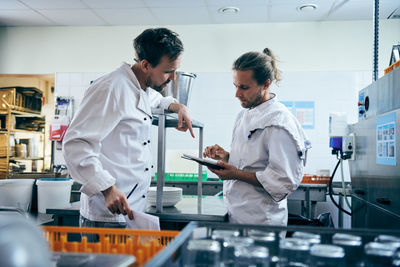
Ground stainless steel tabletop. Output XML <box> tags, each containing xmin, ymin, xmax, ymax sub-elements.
<box><xmin>47</xmin><ymin>196</ymin><xmax>227</xmax><ymax>223</ymax></box>
<box><xmin>146</xmin><ymin>195</ymin><xmax>227</xmax><ymax>222</ymax></box>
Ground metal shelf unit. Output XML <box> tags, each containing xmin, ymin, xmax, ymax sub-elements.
<box><xmin>151</xmin><ymin>108</ymin><xmax>204</xmax><ymax>213</ymax></box>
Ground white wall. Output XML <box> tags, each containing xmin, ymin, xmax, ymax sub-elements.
<box><xmin>0</xmin><ymin>20</ymin><xmax>399</xmax><ymax>74</ymax></box>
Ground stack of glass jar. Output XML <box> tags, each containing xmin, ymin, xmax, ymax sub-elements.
<box><xmin>182</xmin><ymin>228</ymin><xmax>400</xmax><ymax>267</ymax></box>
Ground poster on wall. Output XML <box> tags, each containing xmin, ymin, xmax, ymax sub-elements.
<box><xmin>376</xmin><ymin>112</ymin><xmax>396</xmax><ymax>166</ymax></box>
<box><xmin>281</xmin><ymin>101</ymin><xmax>315</xmax><ymax>129</ymax></box>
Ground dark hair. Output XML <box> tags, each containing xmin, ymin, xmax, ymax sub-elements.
<box><xmin>133</xmin><ymin>28</ymin><xmax>184</xmax><ymax>67</ymax></box>
<box><xmin>233</xmin><ymin>48</ymin><xmax>282</xmax><ymax>85</ymax></box>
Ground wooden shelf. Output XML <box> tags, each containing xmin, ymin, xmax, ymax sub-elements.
<box><xmin>10</xmin><ymin>157</ymin><xmax>44</xmax><ymax>161</ymax></box>
<box><xmin>10</xmin><ymin>129</ymin><xmax>44</xmax><ymax>134</ymax></box>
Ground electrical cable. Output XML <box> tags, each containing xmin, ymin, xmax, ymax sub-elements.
<box><xmin>340</xmin><ymin>158</ymin><xmax>352</xmax><ymax>210</ymax></box>
<box><xmin>329</xmin><ymin>158</ymin><xmax>352</xmax><ymax>216</ymax></box>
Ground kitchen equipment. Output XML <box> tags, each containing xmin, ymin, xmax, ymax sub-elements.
<box><xmin>0</xmin><ymin>214</ymin><xmax>52</xmax><ymax>267</ymax></box>
<box><xmin>349</xmin><ymin>66</ymin><xmax>400</xmax><ymax>228</ymax></box>
<box><xmin>0</xmin><ymin>179</ymin><xmax>35</xmax><ymax>211</ymax></box>
<box><xmin>161</xmin><ymin>72</ymin><xmax>196</xmax><ymax>106</ymax></box>
<box><xmin>36</xmin><ymin>178</ymin><xmax>73</xmax><ymax>213</ymax></box>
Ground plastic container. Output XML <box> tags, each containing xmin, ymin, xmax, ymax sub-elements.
<box><xmin>36</xmin><ymin>178</ymin><xmax>73</xmax><ymax>213</ymax></box>
<box><xmin>0</xmin><ymin>179</ymin><xmax>35</xmax><ymax>211</ymax></box>
<box><xmin>329</xmin><ymin>113</ymin><xmax>347</xmax><ymax>137</ymax></box>
<box><xmin>154</xmin><ymin>171</ymin><xmax>207</xmax><ymax>181</ymax></box>
<box><xmin>41</xmin><ymin>226</ymin><xmax>179</xmax><ymax>266</ymax></box>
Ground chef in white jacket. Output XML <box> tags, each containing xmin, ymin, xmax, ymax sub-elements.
<box><xmin>63</xmin><ymin>28</ymin><xmax>194</xmax><ymax>231</ymax></box>
<box><xmin>203</xmin><ymin>48</ymin><xmax>311</xmax><ymax>228</ymax></box>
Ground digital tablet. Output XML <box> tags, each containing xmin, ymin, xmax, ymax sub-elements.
<box><xmin>181</xmin><ymin>154</ymin><xmax>224</xmax><ymax>170</ymax></box>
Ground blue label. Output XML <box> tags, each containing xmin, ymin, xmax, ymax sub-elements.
<box><xmin>376</xmin><ymin>112</ymin><xmax>396</xmax><ymax>166</ymax></box>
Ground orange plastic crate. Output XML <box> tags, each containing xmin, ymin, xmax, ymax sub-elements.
<box><xmin>41</xmin><ymin>226</ymin><xmax>179</xmax><ymax>266</ymax></box>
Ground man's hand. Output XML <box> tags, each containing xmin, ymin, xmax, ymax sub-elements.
<box><xmin>208</xmin><ymin>162</ymin><xmax>262</xmax><ymax>187</ymax></box>
<box><xmin>168</xmin><ymin>103</ymin><xmax>195</xmax><ymax>138</ymax></box>
<box><xmin>208</xmin><ymin>161</ymin><xmax>237</xmax><ymax>180</ymax></box>
<box><xmin>203</xmin><ymin>144</ymin><xmax>229</xmax><ymax>162</ymax></box>
<box><xmin>102</xmin><ymin>185</ymin><xmax>134</xmax><ymax>220</ymax></box>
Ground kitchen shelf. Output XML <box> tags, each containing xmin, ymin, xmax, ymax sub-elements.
<box><xmin>10</xmin><ymin>157</ymin><xmax>44</xmax><ymax>161</ymax></box>
<box><xmin>0</xmin><ymin>87</ymin><xmax>46</xmax><ymax>179</ymax></box>
<box><xmin>10</xmin><ymin>129</ymin><xmax>44</xmax><ymax>134</ymax></box>
<box><xmin>151</xmin><ymin>108</ymin><xmax>204</xmax><ymax>213</ymax></box>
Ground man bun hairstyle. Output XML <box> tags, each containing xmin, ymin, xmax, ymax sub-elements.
<box><xmin>134</xmin><ymin>28</ymin><xmax>184</xmax><ymax>67</ymax></box>
<box><xmin>233</xmin><ymin>47</ymin><xmax>282</xmax><ymax>86</ymax></box>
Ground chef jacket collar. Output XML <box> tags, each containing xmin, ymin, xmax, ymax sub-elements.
<box><xmin>247</xmin><ymin>93</ymin><xmax>277</xmax><ymax>114</ymax></box>
<box><xmin>243</xmin><ymin>94</ymin><xmax>311</xmax><ymax>164</ymax></box>
<box><xmin>121</xmin><ymin>62</ymin><xmax>152</xmax><ymax>117</ymax></box>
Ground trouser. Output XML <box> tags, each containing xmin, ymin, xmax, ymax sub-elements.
<box><xmin>79</xmin><ymin>215</ymin><xmax>127</xmax><ymax>242</ymax></box>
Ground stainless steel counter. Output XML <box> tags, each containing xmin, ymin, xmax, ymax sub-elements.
<box><xmin>145</xmin><ymin>195</ymin><xmax>226</xmax><ymax>223</ymax></box>
<box><xmin>46</xmin><ymin>196</ymin><xmax>226</xmax><ymax>229</ymax></box>
<box><xmin>47</xmin><ymin>183</ymin><xmax>327</xmax><ymax>228</ymax></box>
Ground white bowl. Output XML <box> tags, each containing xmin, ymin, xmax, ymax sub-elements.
<box><xmin>147</xmin><ymin>187</ymin><xmax>182</xmax><ymax>207</ymax></box>
<box><xmin>0</xmin><ymin>179</ymin><xmax>35</xmax><ymax>211</ymax></box>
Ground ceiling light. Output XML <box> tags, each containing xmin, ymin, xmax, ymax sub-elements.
<box><xmin>218</xmin><ymin>6</ymin><xmax>240</xmax><ymax>15</ymax></box>
<box><xmin>297</xmin><ymin>4</ymin><xmax>318</xmax><ymax>12</ymax></box>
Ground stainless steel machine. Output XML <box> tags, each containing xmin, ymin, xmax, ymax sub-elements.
<box><xmin>349</xmin><ymin>66</ymin><xmax>400</xmax><ymax>229</ymax></box>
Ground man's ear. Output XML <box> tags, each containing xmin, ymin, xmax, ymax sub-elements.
<box><xmin>140</xmin><ymin>59</ymin><xmax>151</xmax><ymax>73</ymax></box>
<box><xmin>263</xmin><ymin>79</ymin><xmax>271</xmax><ymax>90</ymax></box>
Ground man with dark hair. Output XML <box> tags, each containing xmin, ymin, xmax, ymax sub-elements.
<box><xmin>63</xmin><ymin>28</ymin><xmax>194</xmax><ymax>230</ymax></box>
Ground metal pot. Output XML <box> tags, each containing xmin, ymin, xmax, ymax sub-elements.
<box><xmin>162</xmin><ymin>71</ymin><xmax>197</xmax><ymax>106</ymax></box>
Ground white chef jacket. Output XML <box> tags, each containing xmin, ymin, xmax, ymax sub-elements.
<box><xmin>225</xmin><ymin>95</ymin><xmax>311</xmax><ymax>226</ymax></box>
<box><xmin>63</xmin><ymin>62</ymin><xmax>176</xmax><ymax>222</ymax></box>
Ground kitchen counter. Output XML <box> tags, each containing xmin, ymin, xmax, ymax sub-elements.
<box><xmin>146</xmin><ymin>195</ymin><xmax>226</xmax><ymax>222</ymax></box>
<box><xmin>46</xmin><ymin>195</ymin><xmax>226</xmax><ymax>230</ymax></box>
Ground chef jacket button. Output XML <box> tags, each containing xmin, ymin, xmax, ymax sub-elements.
<box><xmin>143</xmin><ymin>142</ymin><xmax>147</xmax><ymax>145</ymax></box>
<box><xmin>151</xmin><ymin>165</ymin><xmax>154</xmax><ymax>168</ymax></box>
<box><xmin>144</xmin><ymin>117</ymin><xmax>147</xmax><ymax>121</ymax></box>
<box><xmin>142</xmin><ymin>195</ymin><xmax>146</xmax><ymax>198</ymax></box>
<box><xmin>147</xmin><ymin>140</ymin><xmax>150</xmax><ymax>143</ymax></box>
<box><xmin>145</xmin><ymin>168</ymin><xmax>149</xmax><ymax>171</ymax></box>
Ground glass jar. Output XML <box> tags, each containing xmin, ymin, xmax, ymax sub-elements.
<box><xmin>309</xmin><ymin>244</ymin><xmax>345</xmax><ymax>267</ymax></box>
<box><xmin>292</xmin><ymin>231</ymin><xmax>321</xmax><ymax>245</ymax></box>
<box><xmin>248</xmin><ymin>230</ymin><xmax>278</xmax><ymax>266</ymax></box>
<box><xmin>234</xmin><ymin>245</ymin><xmax>270</xmax><ymax>267</ymax></box>
<box><xmin>184</xmin><ymin>239</ymin><xmax>221</xmax><ymax>267</ymax></box>
<box><xmin>221</xmin><ymin>237</ymin><xmax>254</xmax><ymax>267</ymax></box>
<box><xmin>212</xmin><ymin>229</ymin><xmax>240</xmax><ymax>243</ymax></box>
<box><xmin>278</xmin><ymin>238</ymin><xmax>311</xmax><ymax>267</ymax></box>
<box><xmin>393</xmin><ymin>250</ymin><xmax>400</xmax><ymax>266</ymax></box>
<box><xmin>364</xmin><ymin>242</ymin><xmax>398</xmax><ymax>267</ymax></box>
<box><xmin>332</xmin><ymin>233</ymin><xmax>363</xmax><ymax>266</ymax></box>
<box><xmin>374</xmin><ymin>234</ymin><xmax>400</xmax><ymax>248</ymax></box>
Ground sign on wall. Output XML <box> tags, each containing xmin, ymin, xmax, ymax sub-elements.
<box><xmin>281</xmin><ymin>101</ymin><xmax>315</xmax><ymax>129</ymax></box>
